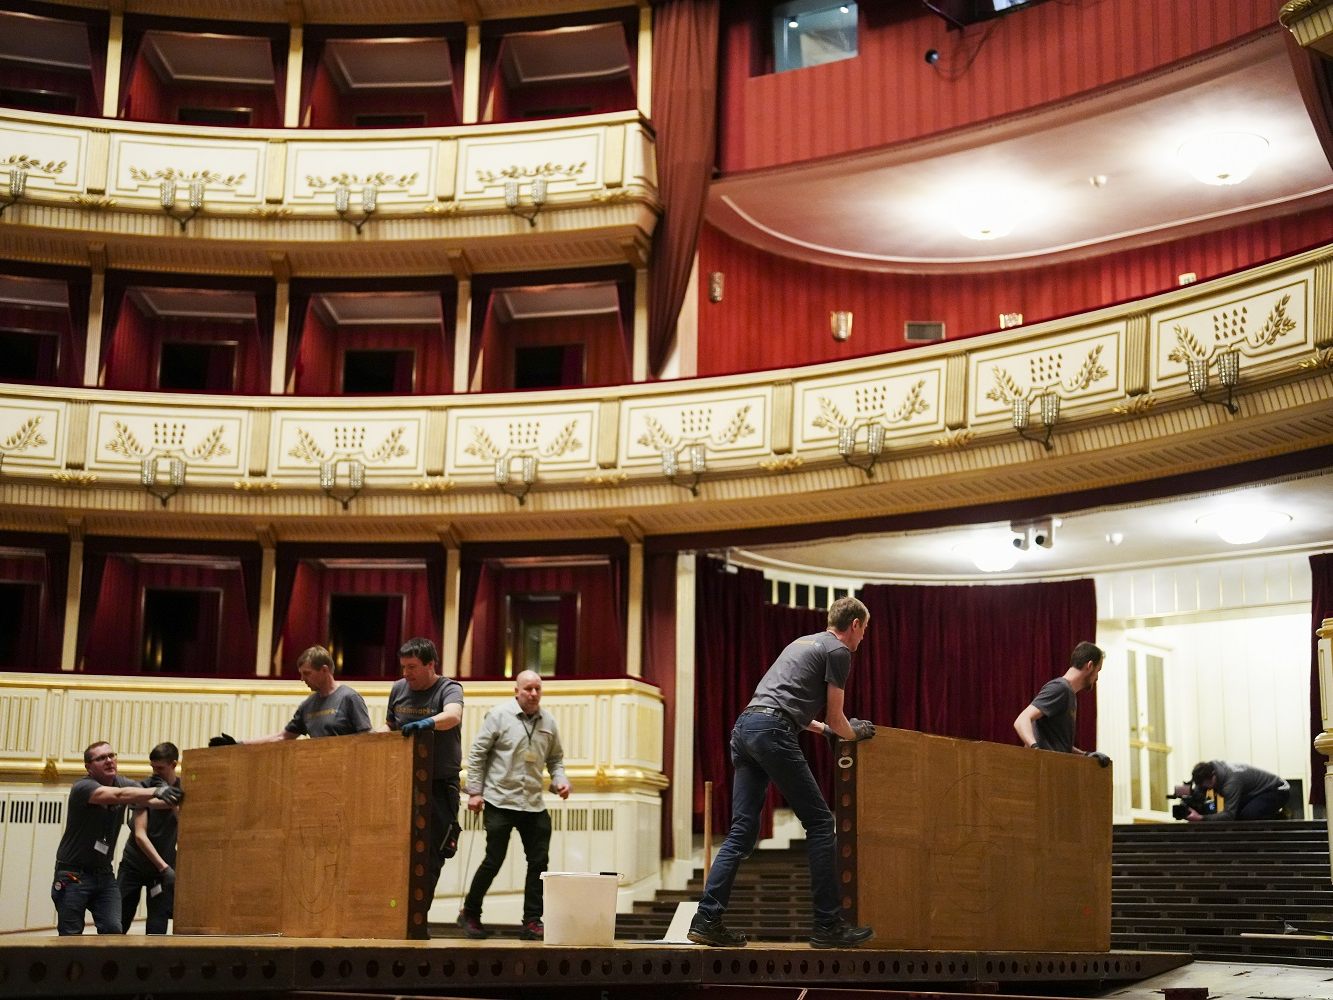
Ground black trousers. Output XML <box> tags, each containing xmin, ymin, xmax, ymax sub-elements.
<box><xmin>426</xmin><ymin>779</ymin><xmax>460</xmax><ymax>901</ymax></box>
<box><xmin>118</xmin><ymin>862</ymin><xmax>172</xmax><ymax>934</ymax></box>
<box><xmin>462</xmin><ymin>803</ymin><xmax>551</xmax><ymax>923</ymax></box>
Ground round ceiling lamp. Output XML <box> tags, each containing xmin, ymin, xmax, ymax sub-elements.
<box><xmin>954</xmin><ymin>537</ymin><xmax>1020</xmax><ymax>573</ymax></box>
<box><xmin>1195</xmin><ymin>507</ymin><xmax>1291</xmax><ymax>545</ymax></box>
<box><xmin>1176</xmin><ymin>132</ymin><xmax>1270</xmax><ymax>186</ymax></box>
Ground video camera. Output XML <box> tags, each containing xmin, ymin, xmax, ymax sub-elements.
<box><xmin>1167</xmin><ymin>782</ymin><xmax>1216</xmax><ymax>820</ymax></box>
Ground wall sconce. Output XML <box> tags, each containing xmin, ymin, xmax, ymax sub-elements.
<box><xmin>837</xmin><ymin>423</ymin><xmax>885</xmax><ymax>478</ymax></box>
<box><xmin>1187</xmin><ymin>350</ymin><xmax>1240</xmax><ymax>414</ymax></box>
<box><xmin>830</xmin><ymin>310</ymin><xmax>853</xmax><ymax>342</ymax></box>
<box><xmin>140</xmin><ymin>456</ymin><xmax>185</xmax><ymax>506</ymax></box>
<box><xmin>661</xmin><ymin>442</ymin><xmax>707</xmax><ymax>496</ymax></box>
<box><xmin>334</xmin><ymin>184</ymin><xmax>377</xmax><ymax>233</ymax></box>
<box><xmin>708</xmin><ymin>272</ymin><xmax>724</xmax><ymax>303</ymax></box>
<box><xmin>0</xmin><ymin>167</ymin><xmax>26</xmax><ymax>219</ymax></box>
<box><xmin>1012</xmin><ymin>392</ymin><xmax>1060</xmax><ymax>451</ymax></box>
<box><xmin>160</xmin><ymin>178</ymin><xmax>204</xmax><ymax>232</ymax></box>
<box><xmin>504</xmin><ymin>177</ymin><xmax>547</xmax><ymax>227</ymax></box>
<box><xmin>998</xmin><ymin>312</ymin><xmax>1024</xmax><ymax>329</ymax></box>
<box><xmin>319</xmin><ymin>458</ymin><xmax>365</xmax><ymax>509</ymax></box>
<box><xmin>495</xmin><ymin>454</ymin><xmax>537</xmax><ymax>505</ymax></box>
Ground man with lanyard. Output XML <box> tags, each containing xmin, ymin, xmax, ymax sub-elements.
<box><xmin>1013</xmin><ymin>640</ymin><xmax>1111</xmax><ymax>766</ymax></box>
<box><xmin>52</xmin><ymin>741</ymin><xmax>182</xmax><ymax>935</ymax></box>
<box><xmin>210</xmin><ymin>645</ymin><xmax>371</xmax><ymax>745</ymax></box>
<box><xmin>117</xmin><ymin>741</ymin><xmax>181</xmax><ymax>934</ymax></box>
<box><xmin>458</xmin><ymin>669</ymin><xmax>570</xmax><ymax>941</ymax></box>
<box><xmin>376</xmin><ymin>637</ymin><xmax>464</xmax><ymax>902</ymax></box>
<box><xmin>690</xmin><ymin>596</ymin><xmax>876</xmax><ymax>950</ymax></box>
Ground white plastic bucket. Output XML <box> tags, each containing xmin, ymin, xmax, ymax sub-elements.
<box><xmin>540</xmin><ymin>872</ymin><xmax>618</xmax><ymax>946</ymax></box>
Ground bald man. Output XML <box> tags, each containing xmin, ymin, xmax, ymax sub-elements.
<box><xmin>458</xmin><ymin>671</ymin><xmax>570</xmax><ymax>941</ymax></box>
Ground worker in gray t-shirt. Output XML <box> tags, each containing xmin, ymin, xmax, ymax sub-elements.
<box><xmin>1181</xmin><ymin>760</ymin><xmax>1290</xmax><ymax>821</ymax></box>
<box><xmin>208</xmin><ymin>645</ymin><xmax>371</xmax><ymax>745</ymax></box>
<box><xmin>1013</xmin><ymin>641</ymin><xmax>1108</xmax><ymax>764</ymax></box>
<box><xmin>690</xmin><ymin>596</ymin><xmax>877</xmax><ymax>951</ymax></box>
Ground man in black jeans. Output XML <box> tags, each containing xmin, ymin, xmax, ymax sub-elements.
<box><xmin>690</xmin><ymin>596</ymin><xmax>876</xmax><ymax>949</ymax></box>
<box><xmin>1182</xmin><ymin>760</ymin><xmax>1290</xmax><ymax>821</ymax></box>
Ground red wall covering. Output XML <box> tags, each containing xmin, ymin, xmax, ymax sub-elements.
<box><xmin>278</xmin><ymin>562</ymin><xmax>434</xmax><ymax>677</ymax></box>
<box><xmin>293</xmin><ymin>310</ymin><xmax>454</xmax><ymax>395</ymax></box>
<box><xmin>717</xmin><ymin>1</ymin><xmax>1280</xmax><ymax>173</ymax></box>
<box><xmin>694</xmin><ymin>206</ymin><xmax>1333</xmax><ymax>376</ymax></box>
<box><xmin>0</xmin><ymin>63</ymin><xmax>98</xmax><ymax>116</ymax></box>
<box><xmin>480</xmin><ymin>314</ymin><xmax>629</xmax><ymax>392</ymax></box>
<box><xmin>102</xmin><ymin>297</ymin><xmax>267</xmax><ymax>393</ymax></box>
<box><xmin>121</xmin><ymin>48</ymin><xmax>281</xmax><ymax>127</ymax></box>
<box><xmin>306</xmin><ymin>61</ymin><xmax>459</xmax><ymax>128</ymax></box>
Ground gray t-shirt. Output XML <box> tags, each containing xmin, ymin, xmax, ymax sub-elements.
<box><xmin>386</xmin><ymin>675</ymin><xmax>464</xmax><ymax>781</ymax></box>
<box><xmin>749</xmin><ymin>630</ymin><xmax>853</xmax><ymax>729</ymax></box>
<box><xmin>1032</xmin><ymin>677</ymin><xmax>1076</xmax><ymax>752</ymax></box>
<box><xmin>1206</xmin><ymin>761</ymin><xmax>1290</xmax><ymax>821</ymax></box>
<box><xmin>56</xmin><ymin>775</ymin><xmax>136</xmax><ymax>872</ymax></box>
<box><xmin>120</xmin><ymin>776</ymin><xmax>179</xmax><ymax>876</ymax></box>
<box><xmin>285</xmin><ymin>684</ymin><xmax>372</xmax><ymax>738</ymax></box>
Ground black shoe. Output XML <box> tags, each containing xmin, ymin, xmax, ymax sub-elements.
<box><xmin>457</xmin><ymin>909</ymin><xmax>491</xmax><ymax>939</ymax></box>
<box><xmin>518</xmin><ymin>919</ymin><xmax>543</xmax><ymax>941</ymax></box>
<box><xmin>810</xmin><ymin>919</ymin><xmax>874</xmax><ymax>948</ymax></box>
<box><xmin>687</xmin><ymin>916</ymin><xmax>748</xmax><ymax>947</ymax></box>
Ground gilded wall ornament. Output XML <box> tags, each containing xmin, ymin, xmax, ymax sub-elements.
<box><xmin>930</xmin><ymin>429</ymin><xmax>975</xmax><ymax>449</ymax></box>
<box><xmin>759</xmin><ymin>455</ymin><xmax>804</xmax><ymax>473</ymax></box>
<box><xmin>2</xmin><ymin>154</ymin><xmax>66</xmax><ymax>174</ymax></box>
<box><xmin>476</xmin><ymin>162</ymin><xmax>587</xmax><ymax>184</ymax></box>
<box><xmin>232</xmin><ymin>479</ymin><xmax>278</xmax><ymax>492</ymax></box>
<box><xmin>1167</xmin><ymin>295</ymin><xmax>1298</xmax><ymax>363</ymax></box>
<box><xmin>287</xmin><ymin>425</ymin><xmax>409</xmax><ymax>465</ymax></box>
<box><xmin>813</xmin><ymin>379</ymin><xmax>929</xmax><ymax>432</ymax></box>
<box><xmin>464</xmin><ymin>419</ymin><xmax>582</xmax><ymax>462</ymax></box>
<box><xmin>636</xmin><ymin>405</ymin><xmax>754</xmax><ymax>451</ymax></box>
<box><xmin>1297</xmin><ymin>347</ymin><xmax>1333</xmax><ymax>371</ymax></box>
<box><xmin>986</xmin><ymin>345</ymin><xmax>1108</xmax><ymax>404</ymax></box>
<box><xmin>305</xmin><ymin>172</ymin><xmax>418</xmax><ymax>189</ymax></box>
<box><xmin>249</xmin><ymin>206</ymin><xmax>292</xmax><ymax>219</ymax></box>
<box><xmin>51</xmin><ymin>471</ymin><xmax>98</xmax><ymax>487</ymax></box>
<box><xmin>2</xmin><ymin>416</ymin><xmax>47</xmax><ymax>455</ymax></box>
<box><xmin>408</xmin><ymin>476</ymin><xmax>456</xmax><ymax>492</ymax></box>
<box><xmin>583</xmin><ymin>472</ymin><xmax>628</xmax><ymax>487</ymax></box>
<box><xmin>69</xmin><ymin>195</ymin><xmax>117</xmax><ymax>210</ymax></box>
<box><xmin>1111</xmin><ymin>394</ymin><xmax>1158</xmax><ymax>416</ymax></box>
<box><xmin>128</xmin><ymin>167</ymin><xmax>246</xmax><ymax>187</ymax></box>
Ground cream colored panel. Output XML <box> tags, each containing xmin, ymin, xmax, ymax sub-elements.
<box><xmin>613</xmin><ymin>697</ymin><xmax>663</xmax><ymax>771</ymax></box>
<box><xmin>456</xmin><ymin>128</ymin><xmax>604</xmax><ymax>199</ymax></box>
<box><xmin>108</xmin><ymin>133</ymin><xmax>266</xmax><ymax>202</ymax></box>
<box><xmin>0</xmin><ymin>691</ymin><xmax>44</xmax><ymax>760</ymax></box>
<box><xmin>623</xmin><ymin>122</ymin><xmax>655</xmax><ymax>191</ymax></box>
<box><xmin>619</xmin><ymin>390</ymin><xmax>769</xmax><ymax>466</ymax></box>
<box><xmin>0</xmin><ymin>120</ymin><xmax>88</xmax><ymax>193</ymax></box>
<box><xmin>60</xmin><ymin>689</ymin><xmax>235</xmax><ymax>769</ymax></box>
<box><xmin>968</xmin><ymin>323</ymin><xmax>1126</xmax><ymax>423</ymax></box>
<box><xmin>445</xmin><ymin>404</ymin><xmax>598</xmax><ymax>475</ymax></box>
<box><xmin>271</xmin><ymin>411</ymin><xmax>429</xmax><ymax>476</ymax></box>
<box><xmin>1150</xmin><ymin>271</ymin><xmax>1314</xmax><ymax>388</ymax></box>
<box><xmin>285</xmin><ymin>141</ymin><xmax>436</xmax><ymax>204</ymax></box>
<box><xmin>0</xmin><ymin>401</ymin><xmax>64</xmax><ymax>468</ymax></box>
<box><xmin>794</xmin><ymin>362</ymin><xmax>946</xmax><ymax>448</ymax></box>
<box><xmin>87</xmin><ymin>405</ymin><xmax>248</xmax><ymax>476</ymax></box>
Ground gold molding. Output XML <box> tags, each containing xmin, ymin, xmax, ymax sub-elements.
<box><xmin>51</xmin><ymin>471</ymin><xmax>97</xmax><ymax>487</ymax></box>
<box><xmin>930</xmin><ymin>429</ymin><xmax>975</xmax><ymax>449</ymax></box>
<box><xmin>409</xmin><ymin>476</ymin><xmax>456</xmax><ymax>493</ymax></box>
<box><xmin>1297</xmin><ymin>347</ymin><xmax>1333</xmax><ymax>371</ymax></box>
<box><xmin>759</xmin><ymin>455</ymin><xmax>804</xmax><ymax>473</ymax></box>
<box><xmin>1111</xmin><ymin>394</ymin><xmax>1158</xmax><ymax>416</ymax></box>
<box><xmin>69</xmin><ymin>195</ymin><xmax>116</xmax><ymax>210</ymax></box>
<box><xmin>584</xmin><ymin>472</ymin><xmax>628</xmax><ymax>487</ymax></box>
<box><xmin>233</xmin><ymin>478</ymin><xmax>279</xmax><ymax>492</ymax></box>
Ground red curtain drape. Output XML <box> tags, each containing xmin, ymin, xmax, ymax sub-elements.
<box><xmin>648</xmin><ymin>0</ymin><xmax>719</xmax><ymax>376</ymax></box>
<box><xmin>1309</xmin><ymin>552</ymin><xmax>1332</xmax><ymax>807</ymax></box>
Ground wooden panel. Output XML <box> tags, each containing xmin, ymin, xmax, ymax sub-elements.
<box><xmin>850</xmin><ymin>728</ymin><xmax>1110</xmax><ymax>951</ymax></box>
<box><xmin>174</xmin><ymin>732</ymin><xmax>431</xmax><ymax>939</ymax></box>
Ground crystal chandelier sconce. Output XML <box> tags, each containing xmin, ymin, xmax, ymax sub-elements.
<box><xmin>335</xmin><ymin>184</ymin><xmax>378</xmax><ymax>233</ymax></box>
<box><xmin>1186</xmin><ymin>350</ymin><xmax>1240</xmax><ymax>414</ymax></box>
<box><xmin>495</xmin><ymin>454</ymin><xmax>538</xmax><ymax>505</ymax></box>
<box><xmin>1012</xmin><ymin>392</ymin><xmax>1060</xmax><ymax>451</ymax></box>
<box><xmin>661</xmin><ymin>442</ymin><xmax>707</xmax><ymax>496</ymax></box>
<box><xmin>160</xmin><ymin>178</ymin><xmax>205</xmax><ymax>232</ymax></box>
<box><xmin>837</xmin><ymin>423</ymin><xmax>885</xmax><ymax>478</ymax></box>
<box><xmin>319</xmin><ymin>458</ymin><xmax>365</xmax><ymax>509</ymax></box>
<box><xmin>140</xmin><ymin>456</ymin><xmax>186</xmax><ymax>506</ymax></box>
<box><xmin>0</xmin><ymin>166</ymin><xmax>27</xmax><ymax>219</ymax></box>
<box><xmin>504</xmin><ymin>177</ymin><xmax>547</xmax><ymax>227</ymax></box>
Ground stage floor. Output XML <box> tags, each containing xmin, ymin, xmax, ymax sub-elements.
<box><xmin>0</xmin><ymin>935</ymin><xmax>1190</xmax><ymax>999</ymax></box>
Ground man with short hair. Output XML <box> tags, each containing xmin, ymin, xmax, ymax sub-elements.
<box><xmin>212</xmin><ymin>645</ymin><xmax>371</xmax><ymax>744</ymax></box>
<box><xmin>459</xmin><ymin>670</ymin><xmax>570</xmax><ymax>941</ymax></box>
<box><xmin>1013</xmin><ymin>640</ymin><xmax>1110</xmax><ymax>765</ymax></box>
<box><xmin>118</xmin><ymin>742</ymin><xmax>181</xmax><ymax>934</ymax></box>
<box><xmin>1181</xmin><ymin>760</ymin><xmax>1290</xmax><ymax>822</ymax></box>
<box><xmin>52</xmin><ymin>741</ymin><xmax>183</xmax><ymax>935</ymax></box>
<box><xmin>690</xmin><ymin>596</ymin><xmax>876</xmax><ymax>950</ymax></box>
<box><xmin>375</xmin><ymin>637</ymin><xmax>464</xmax><ymax>901</ymax></box>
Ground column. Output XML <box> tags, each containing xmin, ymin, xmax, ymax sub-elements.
<box><xmin>253</xmin><ymin>531</ymin><xmax>277</xmax><ymax>676</ymax></box>
<box><xmin>625</xmin><ymin>542</ymin><xmax>643</xmax><ymax>678</ymax></box>
<box><xmin>270</xmin><ymin>255</ymin><xmax>291</xmax><ymax>393</ymax></box>
<box><xmin>671</xmin><ymin>552</ymin><xmax>696</xmax><ymax>871</ymax></box>
<box><xmin>82</xmin><ymin>254</ymin><xmax>106</xmax><ymax>387</ymax></box>
<box><xmin>462</xmin><ymin>23</ymin><xmax>482</xmax><ymax>125</ymax></box>
<box><xmin>102</xmin><ymin>7</ymin><xmax>124</xmax><ymax>118</ymax></box>
<box><xmin>59</xmin><ymin>521</ymin><xmax>84</xmax><ymax>671</ymax></box>
<box><xmin>284</xmin><ymin>19</ymin><xmax>304</xmax><ymax>128</ymax></box>
<box><xmin>1316</xmin><ymin>618</ymin><xmax>1332</xmax><ymax>875</ymax></box>
<box><xmin>453</xmin><ymin>277</ymin><xmax>473</xmax><ymax>394</ymax></box>
<box><xmin>632</xmin><ymin>266</ymin><xmax>649</xmax><ymax>382</ymax></box>
<box><xmin>441</xmin><ymin>539</ymin><xmax>461</xmax><ymax>677</ymax></box>
<box><xmin>636</xmin><ymin>2</ymin><xmax>653</xmax><ymax>119</ymax></box>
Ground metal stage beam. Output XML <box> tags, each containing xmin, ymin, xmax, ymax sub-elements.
<box><xmin>0</xmin><ymin>937</ymin><xmax>1190</xmax><ymax>999</ymax></box>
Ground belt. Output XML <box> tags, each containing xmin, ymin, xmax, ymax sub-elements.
<box><xmin>743</xmin><ymin>705</ymin><xmax>797</xmax><ymax>731</ymax></box>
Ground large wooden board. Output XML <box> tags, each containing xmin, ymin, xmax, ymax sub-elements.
<box><xmin>174</xmin><ymin>732</ymin><xmax>432</xmax><ymax>939</ymax></box>
<box><xmin>843</xmin><ymin>728</ymin><xmax>1111</xmax><ymax>952</ymax></box>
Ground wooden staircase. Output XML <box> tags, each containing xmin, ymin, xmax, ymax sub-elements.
<box><xmin>616</xmin><ymin>820</ymin><xmax>1333</xmax><ymax>964</ymax></box>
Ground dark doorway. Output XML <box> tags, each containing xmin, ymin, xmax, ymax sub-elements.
<box><xmin>504</xmin><ymin>593</ymin><xmax>575</xmax><ymax>677</ymax></box>
<box><xmin>0</xmin><ymin>331</ymin><xmax>60</xmax><ymax>382</ymax></box>
<box><xmin>342</xmin><ymin>349</ymin><xmax>415</xmax><ymax>394</ymax></box>
<box><xmin>158</xmin><ymin>341</ymin><xmax>237</xmax><ymax>392</ymax></box>
<box><xmin>0</xmin><ymin>581</ymin><xmax>41</xmax><ymax>668</ymax></box>
<box><xmin>513</xmin><ymin>344</ymin><xmax>584</xmax><ymax>389</ymax></box>
<box><xmin>329</xmin><ymin>593</ymin><xmax>404</xmax><ymax>676</ymax></box>
<box><xmin>141</xmin><ymin>588</ymin><xmax>222</xmax><ymax>674</ymax></box>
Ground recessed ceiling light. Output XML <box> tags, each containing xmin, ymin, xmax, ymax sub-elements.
<box><xmin>1088</xmin><ymin>175</ymin><xmax>1109</xmax><ymax>188</ymax></box>
<box><xmin>1105</xmin><ymin>531</ymin><xmax>1124</xmax><ymax>546</ymax></box>
<box><xmin>1176</xmin><ymin>132</ymin><xmax>1269</xmax><ymax>186</ymax></box>
<box><xmin>1195</xmin><ymin>507</ymin><xmax>1291</xmax><ymax>545</ymax></box>
<box><xmin>954</xmin><ymin>537</ymin><xmax>1020</xmax><ymax>573</ymax></box>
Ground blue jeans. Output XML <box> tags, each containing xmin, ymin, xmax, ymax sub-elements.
<box><xmin>697</xmin><ymin>711</ymin><xmax>840</xmax><ymax>926</ymax></box>
<box><xmin>52</xmin><ymin>867</ymin><xmax>122</xmax><ymax>935</ymax></box>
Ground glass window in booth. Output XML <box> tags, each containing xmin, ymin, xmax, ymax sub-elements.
<box><xmin>772</xmin><ymin>2</ymin><xmax>858</xmax><ymax>73</ymax></box>
<box><xmin>504</xmin><ymin>593</ymin><xmax>574</xmax><ymax>678</ymax></box>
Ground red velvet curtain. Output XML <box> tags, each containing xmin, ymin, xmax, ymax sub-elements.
<box><xmin>0</xmin><ymin>259</ymin><xmax>90</xmax><ymax>386</ymax></box>
<box><xmin>0</xmin><ymin>531</ymin><xmax>68</xmax><ymax>671</ymax></box>
<box><xmin>648</xmin><ymin>0</ymin><xmax>719</xmax><ymax>376</ymax></box>
<box><xmin>1310</xmin><ymin>553</ymin><xmax>1332</xmax><ymax>807</ymax></box>
<box><xmin>643</xmin><ymin>551</ymin><xmax>678</xmax><ymax>853</ymax></box>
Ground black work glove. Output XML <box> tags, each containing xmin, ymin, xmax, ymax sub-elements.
<box><xmin>208</xmin><ymin>733</ymin><xmax>237</xmax><ymax>747</ymax></box>
<box><xmin>400</xmin><ymin>718</ymin><xmax>434</xmax><ymax>736</ymax></box>
<box><xmin>1086</xmin><ymin>751</ymin><xmax>1112</xmax><ymax>768</ymax></box>
<box><xmin>849</xmin><ymin>718</ymin><xmax>876</xmax><ymax>742</ymax></box>
<box><xmin>153</xmin><ymin>784</ymin><xmax>183</xmax><ymax>806</ymax></box>
<box><xmin>822</xmin><ymin>724</ymin><xmax>843</xmax><ymax>751</ymax></box>
<box><xmin>158</xmin><ymin>865</ymin><xmax>176</xmax><ymax>888</ymax></box>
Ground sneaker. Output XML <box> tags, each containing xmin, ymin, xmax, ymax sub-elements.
<box><xmin>457</xmin><ymin>909</ymin><xmax>491</xmax><ymax>940</ymax></box>
<box><xmin>518</xmin><ymin>919</ymin><xmax>544</xmax><ymax>941</ymax></box>
<box><xmin>809</xmin><ymin>919</ymin><xmax>874</xmax><ymax>949</ymax></box>
<box><xmin>687</xmin><ymin>916</ymin><xmax>748</xmax><ymax>947</ymax></box>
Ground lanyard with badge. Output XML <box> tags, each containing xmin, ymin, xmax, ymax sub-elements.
<box><xmin>520</xmin><ymin>712</ymin><xmax>540</xmax><ymax>764</ymax></box>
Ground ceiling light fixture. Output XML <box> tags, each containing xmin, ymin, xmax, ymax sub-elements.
<box><xmin>1176</xmin><ymin>132</ymin><xmax>1269</xmax><ymax>186</ymax></box>
<box><xmin>1196</xmin><ymin>508</ymin><xmax>1291</xmax><ymax>546</ymax></box>
<box><xmin>955</xmin><ymin>537</ymin><xmax>1020</xmax><ymax>574</ymax></box>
